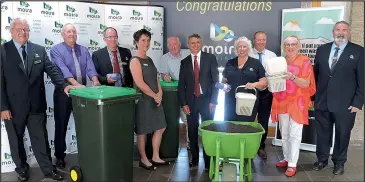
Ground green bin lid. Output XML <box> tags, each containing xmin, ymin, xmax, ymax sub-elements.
<box><xmin>69</xmin><ymin>85</ymin><xmax>137</xmax><ymax>99</ymax></box>
<box><xmin>160</xmin><ymin>80</ymin><xmax>178</xmax><ymax>87</ymax></box>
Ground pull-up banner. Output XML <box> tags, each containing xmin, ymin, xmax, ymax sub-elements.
<box><xmin>150</xmin><ymin>1</ymin><xmax>301</xmax><ymax>67</ymax></box>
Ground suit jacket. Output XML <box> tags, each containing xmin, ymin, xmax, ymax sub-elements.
<box><xmin>314</xmin><ymin>41</ymin><xmax>364</xmax><ymax>112</ymax></box>
<box><xmin>92</xmin><ymin>47</ymin><xmax>133</xmax><ymax>88</ymax></box>
<box><xmin>178</xmin><ymin>51</ymin><xmax>219</xmax><ymax>107</ymax></box>
<box><xmin>1</xmin><ymin>40</ymin><xmax>68</xmax><ymax>117</ymax></box>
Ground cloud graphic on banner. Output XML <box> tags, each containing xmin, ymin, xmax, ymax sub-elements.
<box><xmin>210</xmin><ymin>23</ymin><xmax>237</xmax><ymax>42</ymax></box>
<box><xmin>315</xmin><ymin>17</ymin><xmax>335</xmax><ymax>24</ymax></box>
<box><xmin>283</xmin><ymin>20</ymin><xmax>302</xmax><ymax>31</ymax></box>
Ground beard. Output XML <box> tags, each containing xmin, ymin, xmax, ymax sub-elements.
<box><xmin>334</xmin><ymin>35</ymin><xmax>347</xmax><ymax>45</ymax></box>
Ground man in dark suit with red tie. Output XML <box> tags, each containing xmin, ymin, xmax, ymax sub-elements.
<box><xmin>92</xmin><ymin>27</ymin><xmax>133</xmax><ymax>88</ymax></box>
<box><xmin>178</xmin><ymin>34</ymin><xmax>219</xmax><ymax>170</ymax></box>
<box><xmin>313</xmin><ymin>21</ymin><xmax>364</xmax><ymax>175</ymax></box>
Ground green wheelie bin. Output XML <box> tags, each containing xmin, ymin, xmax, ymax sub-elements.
<box><xmin>146</xmin><ymin>80</ymin><xmax>180</xmax><ymax>159</ymax></box>
<box><xmin>68</xmin><ymin>86</ymin><xmax>140</xmax><ymax>182</ymax></box>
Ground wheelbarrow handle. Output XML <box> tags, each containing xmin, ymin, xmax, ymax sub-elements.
<box><xmin>235</xmin><ymin>85</ymin><xmax>257</xmax><ymax>96</ymax></box>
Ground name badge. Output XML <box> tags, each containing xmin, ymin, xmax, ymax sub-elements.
<box><xmin>35</xmin><ymin>53</ymin><xmax>40</xmax><ymax>58</ymax></box>
<box><xmin>122</xmin><ymin>62</ymin><xmax>127</xmax><ymax>65</ymax></box>
<box><xmin>34</xmin><ymin>60</ymin><xmax>42</xmax><ymax>64</ymax></box>
<box><xmin>143</xmin><ymin>63</ymin><xmax>148</xmax><ymax>66</ymax></box>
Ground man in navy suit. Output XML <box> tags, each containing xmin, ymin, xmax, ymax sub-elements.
<box><xmin>1</xmin><ymin>18</ymin><xmax>71</xmax><ymax>181</ymax></box>
<box><xmin>312</xmin><ymin>21</ymin><xmax>364</xmax><ymax>175</ymax></box>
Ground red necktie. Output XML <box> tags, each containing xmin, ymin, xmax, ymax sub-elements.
<box><xmin>112</xmin><ymin>50</ymin><xmax>120</xmax><ymax>73</ymax></box>
<box><xmin>194</xmin><ymin>55</ymin><xmax>200</xmax><ymax>97</ymax></box>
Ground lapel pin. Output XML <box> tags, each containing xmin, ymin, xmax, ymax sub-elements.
<box><xmin>349</xmin><ymin>55</ymin><xmax>354</xmax><ymax>59</ymax></box>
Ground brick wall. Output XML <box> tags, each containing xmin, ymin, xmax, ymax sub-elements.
<box><xmin>350</xmin><ymin>1</ymin><xmax>364</xmax><ymax>46</ymax></box>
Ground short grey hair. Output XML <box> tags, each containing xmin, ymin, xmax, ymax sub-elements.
<box><xmin>103</xmin><ymin>27</ymin><xmax>118</xmax><ymax>38</ymax></box>
<box><xmin>61</xmin><ymin>23</ymin><xmax>76</xmax><ymax>34</ymax></box>
<box><xmin>167</xmin><ymin>36</ymin><xmax>181</xmax><ymax>45</ymax></box>
<box><xmin>10</xmin><ymin>17</ymin><xmax>29</xmax><ymax>29</ymax></box>
<box><xmin>234</xmin><ymin>36</ymin><xmax>253</xmax><ymax>56</ymax></box>
<box><xmin>333</xmin><ymin>21</ymin><xmax>350</xmax><ymax>30</ymax></box>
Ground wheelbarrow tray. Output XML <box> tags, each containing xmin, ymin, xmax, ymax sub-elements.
<box><xmin>199</xmin><ymin>120</ymin><xmax>265</xmax><ymax>159</ymax></box>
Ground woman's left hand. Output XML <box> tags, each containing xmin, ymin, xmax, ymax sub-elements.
<box><xmin>245</xmin><ymin>82</ymin><xmax>257</xmax><ymax>89</ymax></box>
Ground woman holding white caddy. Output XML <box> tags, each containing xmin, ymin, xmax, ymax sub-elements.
<box><xmin>270</xmin><ymin>36</ymin><xmax>316</xmax><ymax>177</ymax></box>
<box><xmin>222</xmin><ymin>36</ymin><xmax>268</xmax><ymax>122</ymax></box>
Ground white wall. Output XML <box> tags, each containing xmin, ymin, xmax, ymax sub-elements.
<box><xmin>321</xmin><ymin>1</ymin><xmax>351</xmax><ymax>21</ymax></box>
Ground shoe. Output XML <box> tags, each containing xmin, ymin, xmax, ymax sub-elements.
<box><xmin>257</xmin><ymin>149</ymin><xmax>267</xmax><ymax>159</ymax></box>
<box><xmin>139</xmin><ymin>161</ymin><xmax>156</xmax><ymax>171</ymax></box>
<box><xmin>312</xmin><ymin>161</ymin><xmax>327</xmax><ymax>171</ymax></box>
<box><xmin>285</xmin><ymin>167</ymin><xmax>297</xmax><ymax>177</ymax></box>
<box><xmin>189</xmin><ymin>161</ymin><xmax>198</xmax><ymax>168</ymax></box>
<box><xmin>276</xmin><ymin>160</ymin><xmax>288</xmax><ymax>168</ymax></box>
<box><xmin>17</xmin><ymin>171</ymin><xmax>29</xmax><ymax>181</ymax></box>
<box><xmin>44</xmin><ymin>171</ymin><xmax>64</xmax><ymax>181</ymax></box>
<box><xmin>333</xmin><ymin>164</ymin><xmax>344</xmax><ymax>175</ymax></box>
<box><xmin>55</xmin><ymin>159</ymin><xmax>65</xmax><ymax>169</ymax></box>
<box><xmin>151</xmin><ymin>160</ymin><xmax>171</xmax><ymax>166</ymax></box>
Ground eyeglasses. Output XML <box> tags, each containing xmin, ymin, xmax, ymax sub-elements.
<box><xmin>105</xmin><ymin>36</ymin><xmax>118</xmax><ymax>40</ymax></box>
<box><xmin>284</xmin><ymin>43</ymin><xmax>298</xmax><ymax>48</ymax></box>
<box><xmin>13</xmin><ymin>28</ymin><xmax>30</xmax><ymax>33</ymax></box>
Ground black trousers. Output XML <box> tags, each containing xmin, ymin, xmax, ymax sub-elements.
<box><xmin>4</xmin><ymin>112</ymin><xmax>55</xmax><ymax>175</ymax></box>
<box><xmin>257</xmin><ymin>89</ymin><xmax>273</xmax><ymax>149</ymax></box>
<box><xmin>315</xmin><ymin>109</ymin><xmax>356</xmax><ymax>165</ymax></box>
<box><xmin>187</xmin><ymin>94</ymin><xmax>213</xmax><ymax>168</ymax></box>
<box><xmin>53</xmin><ymin>88</ymin><xmax>73</xmax><ymax>160</ymax></box>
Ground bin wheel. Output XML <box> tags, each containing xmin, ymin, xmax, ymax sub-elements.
<box><xmin>70</xmin><ymin>166</ymin><xmax>82</xmax><ymax>182</ymax></box>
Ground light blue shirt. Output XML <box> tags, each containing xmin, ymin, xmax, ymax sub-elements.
<box><xmin>159</xmin><ymin>49</ymin><xmax>190</xmax><ymax>80</ymax></box>
<box><xmin>328</xmin><ymin>41</ymin><xmax>348</xmax><ymax>69</ymax></box>
<box><xmin>13</xmin><ymin>40</ymin><xmax>27</xmax><ymax>63</ymax></box>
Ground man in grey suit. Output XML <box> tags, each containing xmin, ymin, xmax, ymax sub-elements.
<box><xmin>1</xmin><ymin>18</ymin><xmax>72</xmax><ymax>181</ymax></box>
<box><xmin>178</xmin><ymin>34</ymin><xmax>219</xmax><ymax>170</ymax></box>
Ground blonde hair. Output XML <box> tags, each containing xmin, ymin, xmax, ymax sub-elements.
<box><xmin>234</xmin><ymin>36</ymin><xmax>253</xmax><ymax>56</ymax></box>
<box><xmin>282</xmin><ymin>35</ymin><xmax>301</xmax><ymax>54</ymax></box>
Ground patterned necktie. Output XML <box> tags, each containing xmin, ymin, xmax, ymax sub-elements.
<box><xmin>193</xmin><ymin>55</ymin><xmax>200</xmax><ymax>97</ymax></box>
<box><xmin>72</xmin><ymin>48</ymin><xmax>83</xmax><ymax>84</ymax></box>
<box><xmin>21</xmin><ymin>45</ymin><xmax>27</xmax><ymax>71</ymax></box>
<box><xmin>258</xmin><ymin>52</ymin><xmax>263</xmax><ymax>64</ymax></box>
<box><xmin>112</xmin><ymin>50</ymin><xmax>121</xmax><ymax>73</ymax></box>
<box><xmin>330</xmin><ymin>47</ymin><xmax>340</xmax><ymax>72</ymax></box>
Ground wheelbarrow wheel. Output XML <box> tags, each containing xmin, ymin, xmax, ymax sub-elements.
<box><xmin>70</xmin><ymin>166</ymin><xmax>82</xmax><ymax>182</ymax></box>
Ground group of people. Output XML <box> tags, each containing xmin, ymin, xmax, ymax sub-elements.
<box><xmin>0</xmin><ymin>17</ymin><xmax>362</xmax><ymax>181</ymax></box>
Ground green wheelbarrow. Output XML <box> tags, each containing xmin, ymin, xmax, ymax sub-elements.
<box><xmin>199</xmin><ymin>120</ymin><xmax>265</xmax><ymax>182</ymax></box>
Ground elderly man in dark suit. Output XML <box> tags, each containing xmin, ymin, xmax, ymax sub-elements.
<box><xmin>1</xmin><ymin>18</ymin><xmax>72</xmax><ymax>181</ymax></box>
<box><xmin>313</xmin><ymin>21</ymin><xmax>364</xmax><ymax>175</ymax></box>
<box><xmin>178</xmin><ymin>34</ymin><xmax>219</xmax><ymax>171</ymax></box>
<box><xmin>92</xmin><ymin>27</ymin><xmax>133</xmax><ymax>88</ymax></box>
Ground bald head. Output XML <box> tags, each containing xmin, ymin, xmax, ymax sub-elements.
<box><xmin>167</xmin><ymin>36</ymin><xmax>181</xmax><ymax>56</ymax></box>
<box><xmin>10</xmin><ymin>18</ymin><xmax>30</xmax><ymax>45</ymax></box>
<box><xmin>61</xmin><ymin>23</ymin><xmax>77</xmax><ymax>47</ymax></box>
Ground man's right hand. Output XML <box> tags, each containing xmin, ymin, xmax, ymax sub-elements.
<box><xmin>162</xmin><ymin>73</ymin><xmax>171</xmax><ymax>82</ymax></box>
<box><xmin>107</xmin><ymin>75</ymin><xmax>117</xmax><ymax>84</ymax></box>
<box><xmin>182</xmin><ymin>105</ymin><xmax>190</xmax><ymax>115</ymax></box>
<box><xmin>1</xmin><ymin>110</ymin><xmax>11</xmax><ymax>120</ymax></box>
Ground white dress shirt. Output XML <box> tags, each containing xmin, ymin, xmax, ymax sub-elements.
<box><xmin>249</xmin><ymin>48</ymin><xmax>277</xmax><ymax>72</ymax></box>
<box><xmin>191</xmin><ymin>51</ymin><xmax>203</xmax><ymax>94</ymax></box>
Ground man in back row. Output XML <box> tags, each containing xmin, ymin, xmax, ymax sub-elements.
<box><xmin>249</xmin><ymin>31</ymin><xmax>277</xmax><ymax>159</ymax></box>
<box><xmin>160</xmin><ymin>36</ymin><xmax>190</xmax><ymax>149</ymax></box>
